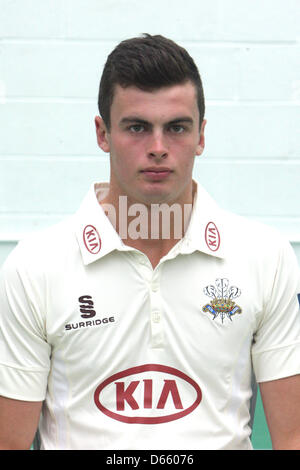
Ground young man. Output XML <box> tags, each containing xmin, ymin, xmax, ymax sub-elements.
<box><xmin>0</xmin><ymin>34</ymin><xmax>300</xmax><ymax>450</ymax></box>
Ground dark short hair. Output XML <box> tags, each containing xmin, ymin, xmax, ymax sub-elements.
<box><xmin>98</xmin><ymin>34</ymin><xmax>205</xmax><ymax>131</ymax></box>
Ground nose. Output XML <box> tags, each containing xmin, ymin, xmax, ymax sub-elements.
<box><xmin>147</xmin><ymin>131</ymin><xmax>168</xmax><ymax>159</ymax></box>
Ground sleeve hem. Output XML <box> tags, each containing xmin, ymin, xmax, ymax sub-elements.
<box><xmin>253</xmin><ymin>342</ymin><xmax>300</xmax><ymax>383</ymax></box>
<box><xmin>0</xmin><ymin>364</ymin><xmax>48</xmax><ymax>401</ymax></box>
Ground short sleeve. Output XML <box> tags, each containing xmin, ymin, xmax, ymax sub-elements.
<box><xmin>252</xmin><ymin>238</ymin><xmax>300</xmax><ymax>382</ymax></box>
<box><xmin>0</xmin><ymin>243</ymin><xmax>51</xmax><ymax>401</ymax></box>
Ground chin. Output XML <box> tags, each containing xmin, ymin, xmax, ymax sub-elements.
<box><xmin>138</xmin><ymin>191</ymin><xmax>178</xmax><ymax>206</ymax></box>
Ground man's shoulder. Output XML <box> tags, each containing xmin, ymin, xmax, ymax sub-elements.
<box><xmin>223</xmin><ymin>208</ymin><xmax>279</xmax><ymax>237</ymax></box>
<box><xmin>2</xmin><ymin>216</ymin><xmax>78</xmax><ymax>275</ymax></box>
<box><xmin>195</xmin><ymin>182</ymin><xmax>290</xmax><ymax>258</ymax></box>
<box><xmin>22</xmin><ymin>216</ymin><xmax>75</xmax><ymax>247</ymax></box>
<box><xmin>220</xmin><ymin>207</ymin><xmax>292</xmax><ymax>259</ymax></box>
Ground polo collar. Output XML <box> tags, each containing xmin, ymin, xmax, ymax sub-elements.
<box><xmin>75</xmin><ymin>181</ymin><xmax>226</xmax><ymax>265</ymax></box>
<box><xmin>74</xmin><ymin>183</ymin><xmax>126</xmax><ymax>265</ymax></box>
<box><xmin>179</xmin><ymin>181</ymin><xmax>225</xmax><ymax>259</ymax></box>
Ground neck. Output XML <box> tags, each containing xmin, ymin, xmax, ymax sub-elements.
<box><xmin>101</xmin><ymin>187</ymin><xmax>193</xmax><ymax>242</ymax></box>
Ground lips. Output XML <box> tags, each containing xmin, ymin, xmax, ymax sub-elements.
<box><xmin>141</xmin><ymin>167</ymin><xmax>173</xmax><ymax>181</ymax></box>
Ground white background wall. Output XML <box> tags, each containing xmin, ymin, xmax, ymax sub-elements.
<box><xmin>0</xmin><ymin>0</ymin><xmax>299</xmax><ymax>266</ymax></box>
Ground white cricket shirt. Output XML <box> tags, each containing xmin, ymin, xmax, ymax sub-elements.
<box><xmin>0</xmin><ymin>181</ymin><xmax>300</xmax><ymax>450</ymax></box>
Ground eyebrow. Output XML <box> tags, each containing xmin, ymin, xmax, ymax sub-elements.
<box><xmin>119</xmin><ymin>116</ymin><xmax>194</xmax><ymax>126</ymax></box>
<box><xmin>120</xmin><ymin>117</ymin><xmax>149</xmax><ymax>126</ymax></box>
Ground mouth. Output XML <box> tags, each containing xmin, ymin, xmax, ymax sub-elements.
<box><xmin>140</xmin><ymin>167</ymin><xmax>173</xmax><ymax>181</ymax></box>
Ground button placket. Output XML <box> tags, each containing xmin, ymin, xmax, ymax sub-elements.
<box><xmin>149</xmin><ymin>271</ymin><xmax>164</xmax><ymax>348</ymax></box>
<box><xmin>133</xmin><ymin>253</ymin><xmax>165</xmax><ymax>349</ymax></box>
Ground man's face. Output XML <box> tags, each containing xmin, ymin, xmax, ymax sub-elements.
<box><xmin>95</xmin><ymin>81</ymin><xmax>206</xmax><ymax>206</ymax></box>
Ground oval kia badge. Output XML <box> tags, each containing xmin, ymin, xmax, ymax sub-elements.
<box><xmin>205</xmin><ymin>221</ymin><xmax>220</xmax><ymax>252</ymax></box>
<box><xmin>94</xmin><ymin>364</ymin><xmax>202</xmax><ymax>424</ymax></box>
<box><xmin>83</xmin><ymin>225</ymin><xmax>101</xmax><ymax>254</ymax></box>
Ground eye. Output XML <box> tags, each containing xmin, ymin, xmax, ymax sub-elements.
<box><xmin>129</xmin><ymin>124</ymin><xmax>145</xmax><ymax>133</ymax></box>
<box><xmin>169</xmin><ymin>124</ymin><xmax>185</xmax><ymax>134</ymax></box>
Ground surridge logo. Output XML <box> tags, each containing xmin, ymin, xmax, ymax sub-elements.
<box><xmin>64</xmin><ymin>295</ymin><xmax>115</xmax><ymax>331</ymax></box>
<box><xmin>94</xmin><ymin>364</ymin><xmax>202</xmax><ymax>424</ymax></box>
<box><xmin>79</xmin><ymin>295</ymin><xmax>96</xmax><ymax>318</ymax></box>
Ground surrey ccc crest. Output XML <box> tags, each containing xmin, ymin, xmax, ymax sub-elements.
<box><xmin>203</xmin><ymin>278</ymin><xmax>242</xmax><ymax>323</ymax></box>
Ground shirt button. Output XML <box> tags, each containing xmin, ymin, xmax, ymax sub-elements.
<box><xmin>152</xmin><ymin>311</ymin><xmax>161</xmax><ymax>323</ymax></box>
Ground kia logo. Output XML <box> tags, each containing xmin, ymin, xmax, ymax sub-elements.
<box><xmin>205</xmin><ymin>221</ymin><xmax>220</xmax><ymax>252</ymax></box>
<box><xmin>83</xmin><ymin>225</ymin><xmax>101</xmax><ymax>254</ymax></box>
<box><xmin>94</xmin><ymin>364</ymin><xmax>202</xmax><ymax>424</ymax></box>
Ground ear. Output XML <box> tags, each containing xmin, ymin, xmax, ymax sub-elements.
<box><xmin>95</xmin><ymin>116</ymin><xmax>110</xmax><ymax>153</ymax></box>
<box><xmin>195</xmin><ymin>119</ymin><xmax>207</xmax><ymax>156</ymax></box>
